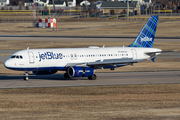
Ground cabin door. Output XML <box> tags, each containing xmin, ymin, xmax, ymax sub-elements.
<box><xmin>28</xmin><ymin>51</ymin><xmax>35</xmax><ymax>63</ymax></box>
<box><xmin>131</xmin><ymin>49</ymin><xmax>137</xmax><ymax>60</ymax></box>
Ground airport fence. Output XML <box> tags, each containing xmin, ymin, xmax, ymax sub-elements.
<box><xmin>0</xmin><ymin>6</ymin><xmax>180</xmax><ymax>23</ymax></box>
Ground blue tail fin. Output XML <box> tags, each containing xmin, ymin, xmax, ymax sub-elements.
<box><xmin>128</xmin><ymin>15</ymin><xmax>159</xmax><ymax>48</ymax></box>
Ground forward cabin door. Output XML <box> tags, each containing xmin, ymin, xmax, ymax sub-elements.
<box><xmin>28</xmin><ymin>51</ymin><xmax>35</xmax><ymax>63</ymax></box>
<box><xmin>131</xmin><ymin>49</ymin><xmax>137</xmax><ymax>60</ymax></box>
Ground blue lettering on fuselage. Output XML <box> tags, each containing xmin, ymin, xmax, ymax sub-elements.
<box><xmin>38</xmin><ymin>52</ymin><xmax>63</xmax><ymax>62</ymax></box>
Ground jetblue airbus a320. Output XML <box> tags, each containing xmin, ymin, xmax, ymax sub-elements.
<box><xmin>4</xmin><ymin>16</ymin><xmax>165</xmax><ymax>80</ymax></box>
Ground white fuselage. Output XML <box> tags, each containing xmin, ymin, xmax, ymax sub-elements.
<box><xmin>4</xmin><ymin>46</ymin><xmax>162</xmax><ymax>71</ymax></box>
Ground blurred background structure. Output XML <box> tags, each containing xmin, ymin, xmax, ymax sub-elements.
<box><xmin>0</xmin><ymin>0</ymin><xmax>180</xmax><ymax>23</ymax></box>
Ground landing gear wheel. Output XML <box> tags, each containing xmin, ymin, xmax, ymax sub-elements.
<box><xmin>23</xmin><ymin>76</ymin><xmax>29</xmax><ymax>81</ymax></box>
<box><xmin>23</xmin><ymin>71</ymin><xmax>29</xmax><ymax>81</ymax></box>
<box><xmin>88</xmin><ymin>74</ymin><xmax>97</xmax><ymax>80</ymax></box>
<box><xmin>64</xmin><ymin>73</ymin><xmax>70</xmax><ymax>78</ymax></box>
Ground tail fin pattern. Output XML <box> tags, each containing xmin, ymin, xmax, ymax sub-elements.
<box><xmin>128</xmin><ymin>15</ymin><xmax>159</xmax><ymax>48</ymax></box>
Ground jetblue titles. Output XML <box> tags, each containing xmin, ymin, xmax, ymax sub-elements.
<box><xmin>141</xmin><ymin>37</ymin><xmax>153</xmax><ymax>42</ymax></box>
<box><xmin>39</xmin><ymin>52</ymin><xmax>63</xmax><ymax>62</ymax></box>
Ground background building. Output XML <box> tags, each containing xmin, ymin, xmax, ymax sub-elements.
<box><xmin>101</xmin><ymin>1</ymin><xmax>138</xmax><ymax>15</ymax></box>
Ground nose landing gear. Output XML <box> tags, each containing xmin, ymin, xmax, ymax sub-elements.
<box><xmin>23</xmin><ymin>71</ymin><xmax>29</xmax><ymax>81</ymax></box>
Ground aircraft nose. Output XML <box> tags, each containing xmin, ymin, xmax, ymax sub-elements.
<box><xmin>4</xmin><ymin>60</ymin><xmax>12</xmax><ymax>68</ymax></box>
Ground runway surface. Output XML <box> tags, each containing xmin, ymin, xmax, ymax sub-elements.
<box><xmin>0</xmin><ymin>71</ymin><xmax>179</xmax><ymax>89</ymax></box>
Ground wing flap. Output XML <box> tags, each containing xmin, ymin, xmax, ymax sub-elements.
<box><xmin>87</xmin><ymin>58</ymin><xmax>143</xmax><ymax>66</ymax></box>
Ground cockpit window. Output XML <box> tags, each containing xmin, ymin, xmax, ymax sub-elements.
<box><xmin>11</xmin><ymin>55</ymin><xmax>23</xmax><ymax>59</ymax></box>
<box><xmin>11</xmin><ymin>56</ymin><xmax>15</xmax><ymax>58</ymax></box>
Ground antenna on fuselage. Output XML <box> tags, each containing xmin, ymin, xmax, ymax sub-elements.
<box><xmin>27</xmin><ymin>47</ymin><xmax>29</xmax><ymax>50</ymax></box>
<box><xmin>103</xmin><ymin>45</ymin><xmax>105</xmax><ymax>48</ymax></box>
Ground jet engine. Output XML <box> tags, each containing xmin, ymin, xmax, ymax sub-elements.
<box><xmin>32</xmin><ymin>70</ymin><xmax>57</xmax><ymax>75</ymax></box>
<box><xmin>67</xmin><ymin>66</ymin><xmax>94</xmax><ymax>77</ymax></box>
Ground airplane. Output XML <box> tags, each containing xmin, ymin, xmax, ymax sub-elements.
<box><xmin>4</xmin><ymin>15</ymin><xmax>167</xmax><ymax>81</ymax></box>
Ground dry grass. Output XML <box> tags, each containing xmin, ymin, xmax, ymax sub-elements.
<box><xmin>0</xmin><ymin>84</ymin><xmax>180</xmax><ymax>119</ymax></box>
<box><xmin>0</xmin><ymin>40</ymin><xmax>180</xmax><ymax>51</ymax></box>
<box><xmin>0</xmin><ymin>20</ymin><xmax>180</xmax><ymax>37</ymax></box>
<box><xmin>0</xmin><ymin>40</ymin><xmax>132</xmax><ymax>50</ymax></box>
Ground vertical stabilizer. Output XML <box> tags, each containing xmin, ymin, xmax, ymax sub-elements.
<box><xmin>128</xmin><ymin>15</ymin><xmax>158</xmax><ymax>48</ymax></box>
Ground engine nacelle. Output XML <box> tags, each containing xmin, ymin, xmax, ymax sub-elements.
<box><xmin>67</xmin><ymin>66</ymin><xmax>94</xmax><ymax>77</ymax></box>
<box><xmin>32</xmin><ymin>70</ymin><xmax>57</xmax><ymax>75</ymax></box>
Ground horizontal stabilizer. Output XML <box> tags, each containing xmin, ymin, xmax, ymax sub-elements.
<box><xmin>161</xmin><ymin>50</ymin><xmax>178</xmax><ymax>53</ymax></box>
<box><xmin>145</xmin><ymin>50</ymin><xmax>178</xmax><ymax>56</ymax></box>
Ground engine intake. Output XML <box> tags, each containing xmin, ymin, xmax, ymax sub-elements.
<box><xmin>32</xmin><ymin>70</ymin><xmax>57</xmax><ymax>75</ymax></box>
<box><xmin>67</xmin><ymin>66</ymin><xmax>94</xmax><ymax>77</ymax></box>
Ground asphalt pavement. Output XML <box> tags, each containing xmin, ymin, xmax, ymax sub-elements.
<box><xmin>0</xmin><ymin>71</ymin><xmax>179</xmax><ymax>89</ymax></box>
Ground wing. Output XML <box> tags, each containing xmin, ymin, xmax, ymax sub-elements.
<box><xmin>66</xmin><ymin>58</ymin><xmax>144</xmax><ymax>69</ymax></box>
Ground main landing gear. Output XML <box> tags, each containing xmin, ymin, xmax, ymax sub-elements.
<box><xmin>23</xmin><ymin>71</ymin><xmax>29</xmax><ymax>81</ymax></box>
<box><xmin>88</xmin><ymin>74</ymin><xmax>97</xmax><ymax>80</ymax></box>
<box><xmin>64</xmin><ymin>73</ymin><xmax>70</xmax><ymax>78</ymax></box>
<box><xmin>64</xmin><ymin>73</ymin><xmax>97</xmax><ymax>80</ymax></box>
